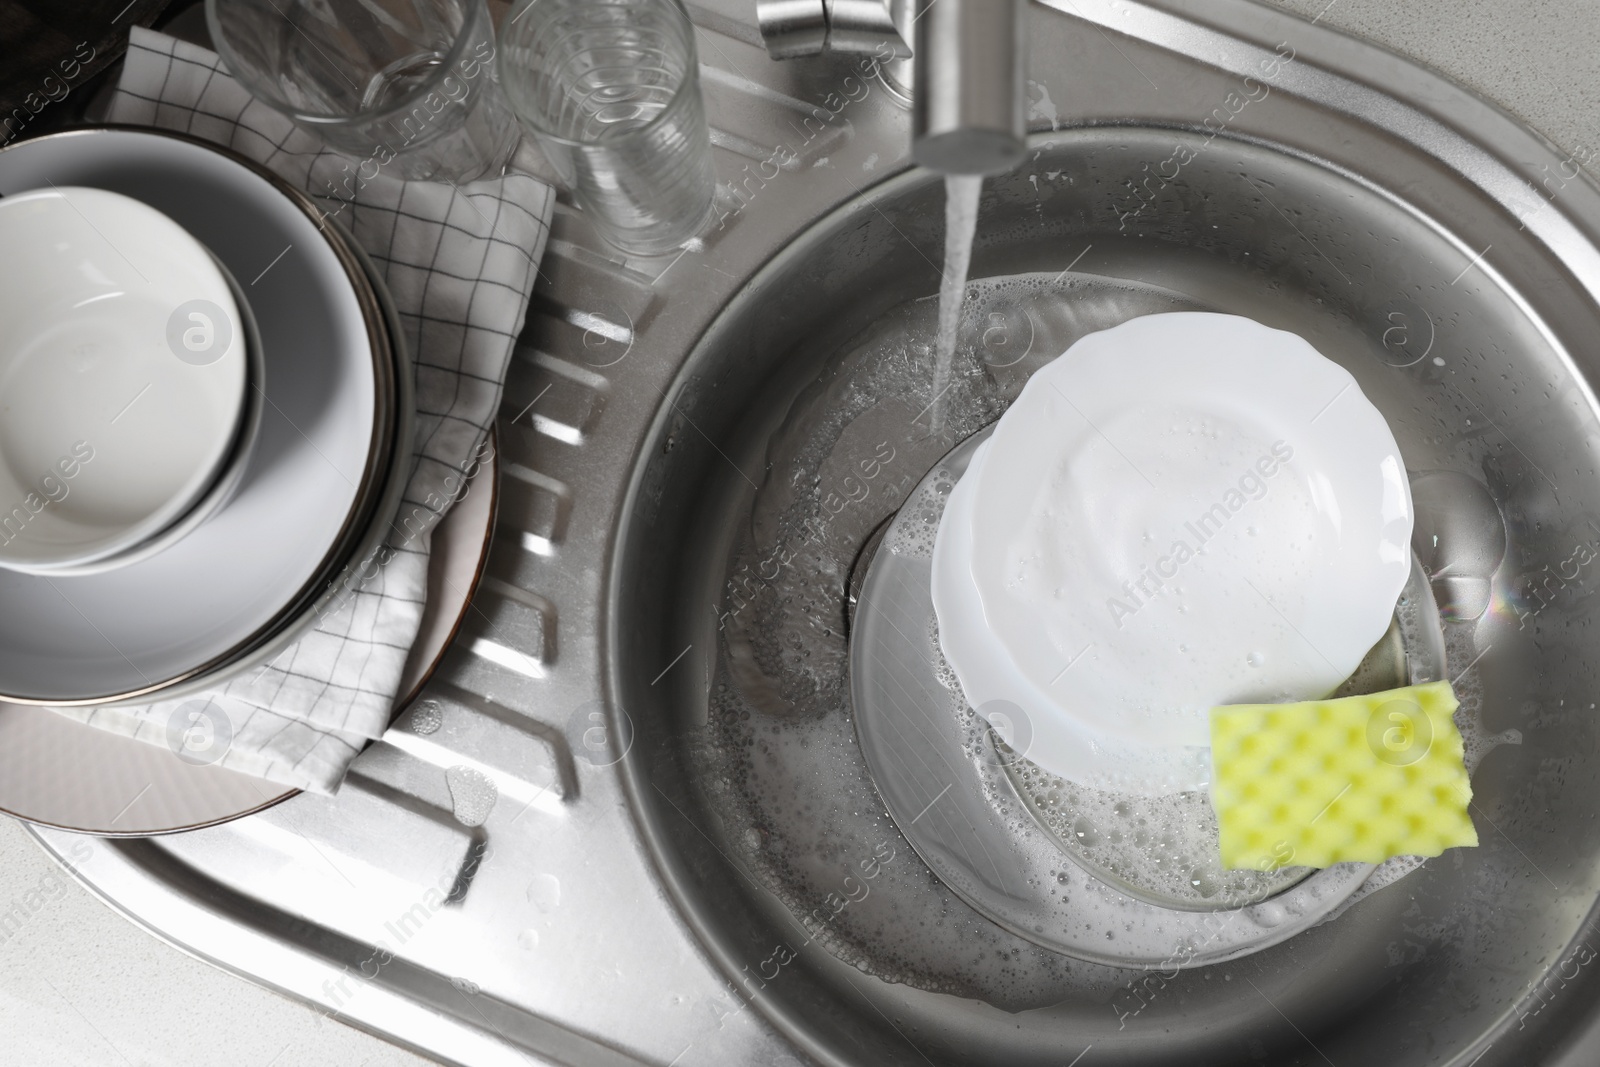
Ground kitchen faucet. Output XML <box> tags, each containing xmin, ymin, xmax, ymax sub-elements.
<box><xmin>756</xmin><ymin>0</ymin><xmax>1028</xmax><ymax>175</ymax></box>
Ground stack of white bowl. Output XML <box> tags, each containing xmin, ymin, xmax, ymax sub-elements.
<box><xmin>0</xmin><ymin>127</ymin><xmax>412</xmax><ymax>710</ymax></box>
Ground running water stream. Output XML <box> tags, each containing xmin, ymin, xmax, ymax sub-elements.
<box><xmin>929</xmin><ymin>175</ymin><xmax>983</xmax><ymax>434</ymax></box>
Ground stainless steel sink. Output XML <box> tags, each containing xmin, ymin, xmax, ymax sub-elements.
<box><xmin>31</xmin><ymin>1</ymin><xmax>1600</xmax><ymax>1064</ymax></box>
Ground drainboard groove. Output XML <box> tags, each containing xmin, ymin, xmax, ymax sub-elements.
<box><xmin>496</xmin><ymin>458</ymin><xmax>573</xmax><ymax>553</ymax></box>
<box><xmin>430</xmin><ymin>680</ymin><xmax>581</xmax><ymax>802</ymax></box>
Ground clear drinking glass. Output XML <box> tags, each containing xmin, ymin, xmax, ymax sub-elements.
<box><xmin>206</xmin><ymin>0</ymin><xmax>520</xmax><ymax>182</ymax></box>
<box><xmin>498</xmin><ymin>0</ymin><xmax>716</xmax><ymax>255</ymax></box>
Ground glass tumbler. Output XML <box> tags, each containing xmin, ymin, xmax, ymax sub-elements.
<box><xmin>206</xmin><ymin>0</ymin><xmax>520</xmax><ymax>182</ymax></box>
<box><xmin>498</xmin><ymin>0</ymin><xmax>716</xmax><ymax>256</ymax></box>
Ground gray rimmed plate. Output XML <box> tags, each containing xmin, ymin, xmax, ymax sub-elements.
<box><xmin>0</xmin><ymin>151</ymin><xmax>499</xmax><ymax>831</ymax></box>
<box><xmin>0</xmin><ymin>433</ymin><xmax>499</xmax><ymax>835</ymax></box>
<box><xmin>0</xmin><ymin>126</ymin><xmax>395</xmax><ymax>706</ymax></box>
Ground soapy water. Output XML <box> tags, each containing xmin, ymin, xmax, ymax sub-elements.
<box><xmin>990</xmin><ymin>606</ymin><xmax>1438</xmax><ymax>912</ymax></box>
<box><xmin>692</xmin><ymin>271</ymin><xmax>1212</xmax><ymax>1002</ymax></box>
<box><xmin>870</xmin><ymin>436</ymin><xmax>1518</xmax><ymax>963</ymax></box>
<box><xmin>990</xmin><ymin>532</ymin><xmax>1507</xmax><ymax>918</ymax></box>
<box><xmin>687</xmin><ymin>268</ymin><xmax>1519</xmax><ymax>993</ymax></box>
<box><xmin>889</xmin><ymin>439</ymin><xmax>1509</xmax><ymax>914</ymax></box>
<box><xmin>902</xmin><ymin>461</ymin><xmax>1310</xmax><ymax>910</ymax></box>
<box><xmin>857</xmin><ymin>453</ymin><xmax>1379</xmax><ymax>965</ymax></box>
<box><xmin>1002</xmin><ymin>752</ymin><xmax>1309</xmax><ymax>908</ymax></box>
<box><xmin>720</xmin><ymin>272</ymin><xmax>1205</xmax><ymax>725</ymax></box>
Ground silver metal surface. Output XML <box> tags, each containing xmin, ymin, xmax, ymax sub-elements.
<box><xmin>757</xmin><ymin>0</ymin><xmax>828</xmax><ymax>58</ymax></box>
<box><xmin>911</xmin><ymin>0</ymin><xmax>1028</xmax><ymax>173</ymax></box>
<box><xmin>24</xmin><ymin>0</ymin><xmax>1600</xmax><ymax>1064</ymax></box>
<box><xmin>825</xmin><ymin>0</ymin><xmax>908</xmax><ymax>55</ymax></box>
<box><xmin>756</xmin><ymin>0</ymin><xmax>910</xmax><ymax>59</ymax></box>
<box><xmin>879</xmin><ymin>0</ymin><xmax>916</xmax><ymax>103</ymax></box>
<box><xmin>757</xmin><ymin>0</ymin><xmax>1025</xmax><ymax>173</ymax></box>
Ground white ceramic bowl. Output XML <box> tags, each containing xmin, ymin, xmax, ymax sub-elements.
<box><xmin>932</xmin><ymin>312</ymin><xmax>1414</xmax><ymax>794</ymax></box>
<box><xmin>0</xmin><ymin>127</ymin><xmax>400</xmax><ymax>707</ymax></box>
<box><xmin>0</xmin><ymin>186</ymin><xmax>247</xmax><ymax>573</ymax></box>
<box><xmin>24</xmin><ymin>252</ymin><xmax>267</xmax><ymax>577</ymax></box>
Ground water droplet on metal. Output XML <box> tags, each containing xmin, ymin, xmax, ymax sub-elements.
<box><xmin>526</xmin><ymin>872</ymin><xmax>561</xmax><ymax>913</ymax></box>
<box><xmin>408</xmin><ymin>699</ymin><xmax>443</xmax><ymax>735</ymax></box>
<box><xmin>445</xmin><ymin>766</ymin><xmax>497</xmax><ymax>827</ymax></box>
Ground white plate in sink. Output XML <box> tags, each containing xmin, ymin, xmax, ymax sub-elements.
<box><xmin>937</xmin><ymin>312</ymin><xmax>1414</xmax><ymax>792</ymax></box>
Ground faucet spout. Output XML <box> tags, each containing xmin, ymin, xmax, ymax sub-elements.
<box><xmin>911</xmin><ymin>0</ymin><xmax>1028</xmax><ymax>175</ymax></box>
<box><xmin>755</xmin><ymin>0</ymin><xmax>1027</xmax><ymax>175</ymax></box>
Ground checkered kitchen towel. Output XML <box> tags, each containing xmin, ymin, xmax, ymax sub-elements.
<box><xmin>51</xmin><ymin>28</ymin><xmax>552</xmax><ymax>793</ymax></box>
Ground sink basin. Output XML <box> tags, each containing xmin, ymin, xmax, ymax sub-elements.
<box><xmin>612</xmin><ymin>8</ymin><xmax>1600</xmax><ymax>1067</ymax></box>
<box><xmin>31</xmin><ymin>2</ymin><xmax>1600</xmax><ymax>1065</ymax></box>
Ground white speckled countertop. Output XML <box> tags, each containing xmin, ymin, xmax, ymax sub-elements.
<box><xmin>3</xmin><ymin>2</ymin><xmax>1598</xmax><ymax>1063</ymax></box>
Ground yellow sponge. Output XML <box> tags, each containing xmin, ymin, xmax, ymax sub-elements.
<box><xmin>1209</xmin><ymin>681</ymin><xmax>1477</xmax><ymax>871</ymax></box>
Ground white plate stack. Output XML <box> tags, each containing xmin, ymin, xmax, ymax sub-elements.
<box><xmin>0</xmin><ymin>127</ymin><xmax>414</xmax><ymax>710</ymax></box>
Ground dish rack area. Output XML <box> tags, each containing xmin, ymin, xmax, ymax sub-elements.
<box><xmin>29</xmin><ymin>2</ymin><xmax>883</xmax><ymax>1061</ymax></box>
<box><xmin>26</xmin><ymin>179</ymin><xmax>809</xmax><ymax>1067</ymax></box>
